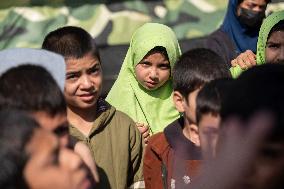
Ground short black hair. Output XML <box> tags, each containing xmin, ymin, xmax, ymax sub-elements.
<box><xmin>221</xmin><ymin>64</ymin><xmax>284</xmax><ymax>141</ymax></box>
<box><xmin>0</xmin><ymin>110</ymin><xmax>39</xmax><ymax>189</ymax></box>
<box><xmin>196</xmin><ymin>78</ymin><xmax>233</xmax><ymax>124</ymax></box>
<box><xmin>0</xmin><ymin>65</ymin><xmax>66</xmax><ymax>116</ymax></box>
<box><xmin>173</xmin><ymin>48</ymin><xmax>231</xmax><ymax>98</ymax></box>
<box><xmin>268</xmin><ymin>20</ymin><xmax>284</xmax><ymax>40</ymax></box>
<box><xmin>42</xmin><ymin>26</ymin><xmax>100</xmax><ymax>61</ymax></box>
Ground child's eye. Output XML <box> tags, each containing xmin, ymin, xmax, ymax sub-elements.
<box><xmin>139</xmin><ymin>62</ymin><xmax>151</xmax><ymax>68</ymax></box>
<box><xmin>66</xmin><ymin>73</ymin><xmax>79</xmax><ymax>80</ymax></box>
<box><xmin>267</xmin><ymin>43</ymin><xmax>280</xmax><ymax>49</ymax></box>
<box><xmin>88</xmin><ymin>66</ymin><xmax>101</xmax><ymax>75</ymax></box>
<box><xmin>90</xmin><ymin>68</ymin><xmax>100</xmax><ymax>74</ymax></box>
<box><xmin>158</xmin><ymin>64</ymin><xmax>170</xmax><ymax>70</ymax></box>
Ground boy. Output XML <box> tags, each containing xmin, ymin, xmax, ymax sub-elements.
<box><xmin>143</xmin><ymin>48</ymin><xmax>231</xmax><ymax>189</ymax></box>
<box><xmin>0</xmin><ymin>48</ymin><xmax>68</xmax><ymax>147</ymax></box>
<box><xmin>195</xmin><ymin>78</ymin><xmax>232</xmax><ymax>160</ymax></box>
<box><xmin>42</xmin><ymin>26</ymin><xmax>144</xmax><ymax>189</ymax></box>
<box><xmin>0</xmin><ymin>109</ymin><xmax>92</xmax><ymax>189</ymax></box>
<box><xmin>0</xmin><ymin>48</ymin><xmax>99</xmax><ymax>184</ymax></box>
<box><xmin>217</xmin><ymin>63</ymin><xmax>284</xmax><ymax>189</ymax></box>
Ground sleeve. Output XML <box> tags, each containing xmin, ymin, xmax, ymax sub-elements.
<box><xmin>128</xmin><ymin>121</ymin><xmax>145</xmax><ymax>189</ymax></box>
<box><xmin>143</xmin><ymin>135</ymin><xmax>164</xmax><ymax>189</ymax></box>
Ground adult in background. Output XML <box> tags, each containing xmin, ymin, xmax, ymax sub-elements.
<box><xmin>200</xmin><ymin>0</ymin><xmax>270</xmax><ymax>67</ymax></box>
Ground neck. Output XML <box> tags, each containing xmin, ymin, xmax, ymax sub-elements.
<box><xmin>67</xmin><ymin>105</ymin><xmax>97</xmax><ymax>128</ymax></box>
<box><xmin>183</xmin><ymin>117</ymin><xmax>199</xmax><ymax>146</ymax></box>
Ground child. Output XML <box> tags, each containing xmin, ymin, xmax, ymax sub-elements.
<box><xmin>42</xmin><ymin>26</ymin><xmax>144</xmax><ymax>189</ymax></box>
<box><xmin>230</xmin><ymin>10</ymin><xmax>284</xmax><ymax>77</ymax></box>
<box><xmin>0</xmin><ymin>48</ymin><xmax>68</xmax><ymax>147</ymax></box>
<box><xmin>143</xmin><ymin>48</ymin><xmax>231</xmax><ymax>189</ymax></box>
<box><xmin>0</xmin><ymin>48</ymin><xmax>99</xmax><ymax>183</ymax></box>
<box><xmin>196</xmin><ymin>78</ymin><xmax>232</xmax><ymax>160</ymax></box>
<box><xmin>0</xmin><ymin>110</ymin><xmax>92</xmax><ymax>189</ymax></box>
<box><xmin>106</xmin><ymin>23</ymin><xmax>181</xmax><ymax>135</ymax></box>
<box><xmin>218</xmin><ymin>63</ymin><xmax>284</xmax><ymax>189</ymax></box>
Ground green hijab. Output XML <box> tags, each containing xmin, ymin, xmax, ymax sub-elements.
<box><xmin>106</xmin><ymin>23</ymin><xmax>181</xmax><ymax>134</ymax></box>
<box><xmin>230</xmin><ymin>10</ymin><xmax>284</xmax><ymax>78</ymax></box>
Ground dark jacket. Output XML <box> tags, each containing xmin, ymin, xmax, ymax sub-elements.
<box><xmin>144</xmin><ymin>117</ymin><xmax>202</xmax><ymax>189</ymax></box>
<box><xmin>205</xmin><ymin>28</ymin><xmax>238</xmax><ymax>68</ymax></box>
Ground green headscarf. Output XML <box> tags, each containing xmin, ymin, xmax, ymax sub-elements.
<box><xmin>230</xmin><ymin>10</ymin><xmax>284</xmax><ymax>78</ymax></box>
<box><xmin>106</xmin><ymin>23</ymin><xmax>181</xmax><ymax>134</ymax></box>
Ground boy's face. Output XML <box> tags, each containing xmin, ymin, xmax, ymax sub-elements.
<box><xmin>198</xmin><ymin>113</ymin><xmax>220</xmax><ymax>159</ymax></box>
<box><xmin>65</xmin><ymin>53</ymin><xmax>102</xmax><ymax>110</ymax></box>
<box><xmin>135</xmin><ymin>52</ymin><xmax>170</xmax><ymax>91</ymax></box>
<box><xmin>184</xmin><ymin>88</ymin><xmax>201</xmax><ymax>124</ymax></box>
<box><xmin>32</xmin><ymin>111</ymin><xmax>69</xmax><ymax>148</ymax></box>
<box><xmin>243</xmin><ymin>140</ymin><xmax>284</xmax><ymax>189</ymax></box>
<box><xmin>265</xmin><ymin>31</ymin><xmax>284</xmax><ymax>64</ymax></box>
<box><xmin>24</xmin><ymin>129</ymin><xmax>92</xmax><ymax>189</ymax></box>
<box><xmin>173</xmin><ymin>88</ymin><xmax>201</xmax><ymax>146</ymax></box>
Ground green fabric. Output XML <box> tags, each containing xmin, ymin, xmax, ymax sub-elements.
<box><xmin>69</xmin><ymin>106</ymin><xmax>144</xmax><ymax>189</ymax></box>
<box><xmin>106</xmin><ymin>23</ymin><xmax>181</xmax><ymax>134</ymax></box>
<box><xmin>256</xmin><ymin>10</ymin><xmax>284</xmax><ymax>65</ymax></box>
<box><xmin>230</xmin><ymin>10</ymin><xmax>284</xmax><ymax>78</ymax></box>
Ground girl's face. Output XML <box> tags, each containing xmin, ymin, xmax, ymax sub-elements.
<box><xmin>135</xmin><ymin>52</ymin><xmax>170</xmax><ymax>90</ymax></box>
<box><xmin>265</xmin><ymin>30</ymin><xmax>284</xmax><ymax>64</ymax></box>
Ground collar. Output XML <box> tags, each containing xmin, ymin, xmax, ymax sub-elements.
<box><xmin>164</xmin><ymin>117</ymin><xmax>202</xmax><ymax>160</ymax></box>
<box><xmin>96</xmin><ymin>97</ymin><xmax>111</xmax><ymax>115</ymax></box>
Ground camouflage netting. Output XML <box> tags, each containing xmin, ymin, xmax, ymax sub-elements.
<box><xmin>0</xmin><ymin>0</ymin><xmax>283</xmax><ymax>95</ymax></box>
<box><xmin>0</xmin><ymin>0</ymin><xmax>283</xmax><ymax>49</ymax></box>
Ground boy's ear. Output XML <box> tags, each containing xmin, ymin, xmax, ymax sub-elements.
<box><xmin>190</xmin><ymin>124</ymin><xmax>200</xmax><ymax>147</ymax></box>
<box><xmin>173</xmin><ymin>91</ymin><xmax>185</xmax><ymax>112</ymax></box>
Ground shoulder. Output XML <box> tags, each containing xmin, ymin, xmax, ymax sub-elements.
<box><xmin>111</xmin><ymin>108</ymin><xmax>136</xmax><ymax>125</ymax></box>
<box><xmin>147</xmin><ymin>132</ymin><xmax>170</xmax><ymax>155</ymax></box>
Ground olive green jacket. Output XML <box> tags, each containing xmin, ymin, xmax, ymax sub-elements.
<box><xmin>69</xmin><ymin>103</ymin><xmax>144</xmax><ymax>189</ymax></box>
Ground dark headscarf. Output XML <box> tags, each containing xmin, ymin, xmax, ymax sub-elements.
<box><xmin>221</xmin><ymin>0</ymin><xmax>259</xmax><ymax>54</ymax></box>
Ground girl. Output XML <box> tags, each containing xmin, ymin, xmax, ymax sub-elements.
<box><xmin>230</xmin><ymin>10</ymin><xmax>284</xmax><ymax>77</ymax></box>
<box><xmin>106</xmin><ymin>23</ymin><xmax>181</xmax><ymax>135</ymax></box>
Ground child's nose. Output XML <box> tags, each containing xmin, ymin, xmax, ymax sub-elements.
<box><xmin>149</xmin><ymin>68</ymin><xmax>158</xmax><ymax>79</ymax></box>
<box><xmin>80</xmin><ymin>75</ymin><xmax>93</xmax><ymax>89</ymax></box>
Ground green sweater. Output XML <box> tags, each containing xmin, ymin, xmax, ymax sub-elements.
<box><xmin>69</xmin><ymin>105</ymin><xmax>144</xmax><ymax>189</ymax></box>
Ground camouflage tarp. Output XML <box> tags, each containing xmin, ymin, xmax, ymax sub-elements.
<box><xmin>0</xmin><ymin>0</ymin><xmax>283</xmax><ymax>49</ymax></box>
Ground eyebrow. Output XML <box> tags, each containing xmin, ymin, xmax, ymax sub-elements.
<box><xmin>66</xmin><ymin>70</ymin><xmax>80</xmax><ymax>76</ymax></box>
<box><xmin>66</xmin><ymin>61</ymin><xmax>100</xmax><ymax>75</ymax></box>
<box><xmin>88</xmin><ymin>64</ymin><xmax>101</xmax><ymax>71</ymax></box>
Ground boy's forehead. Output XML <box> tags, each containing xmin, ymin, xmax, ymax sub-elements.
<box><xmin>65</xmin><ymin>55</ymin><xmax>100</xmax><ymax>71</ymax></box>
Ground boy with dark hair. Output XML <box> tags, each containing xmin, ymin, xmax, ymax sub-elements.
<box><xmin>0</xmin><ymin>48</ymin><xmax>68</xmax><ymax>147</ymax></box>
<box><xmin>143</xmin><ymin>48</ymin><xmax>231</xmax><ymax>189</ymax></box>
<box><xmin>42</xmin><ymin>26</ymin><xmax>144</xmax><ymax>189</ymax></box>
<box><xmin>196</xmin><ymin>78</ymin><xmax>232</xmax><ymax>160</ymax></box>
<box><xmin>0</xmin><ymin>109</ymin><xmax>94</xmax><ymax>189</ymax></box>
<box><xmin>0</xmin><ymin>48</ymin><xmax>99</xmax><ymax>184</ymax></box>
<box><xmin>217</xmin><ymin>63</ymin><xmax>284</xmax><ymax>189</ymax></box>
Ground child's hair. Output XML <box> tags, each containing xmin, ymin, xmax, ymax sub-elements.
<box><xmin>196</xmin><ymin>78</ymin><xmax>233</xmax><ymax>124</ymax></box>
<box><xmin>268</xmin><ymin>20</ymin><xmax>284</xmax><ymax>39</ymax></box>
<box><xmin>173</xmin><ymin>48</ymin><xmax>231</xmax><ymax>98</ymax></box>
<box><xmin>143</xmin><ymin>46</ymin><xmax>169</xmax><ymax>61</ymax></box>
<box><xmin>42</xmin><ymin>26</ymin><xmax>100</xmax><ymax>61</ymax></box>
<box><xmin>0</xmin><ymin>109</ymin><xmax>39</xmax><ymax>189</ymax></box>
<box><xmin>0</xmin><ymin>65</ymin><xmax>66</xmax><ymax>116</ymax></box>
<box><xmin>221</xmin><ymin>64</ymin><xmax>284</xmax><ymax>141</ymax></box>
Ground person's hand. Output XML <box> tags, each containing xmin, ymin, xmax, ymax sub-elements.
<box><xmin>136</xmin><ymin>122</ymin><xmax>150</xmax><ymax>144</ymax></box>
<box><xmin>231</xmin><ymin>50</ymin><xmax>257</xmax><ymax>69</ymax></box>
